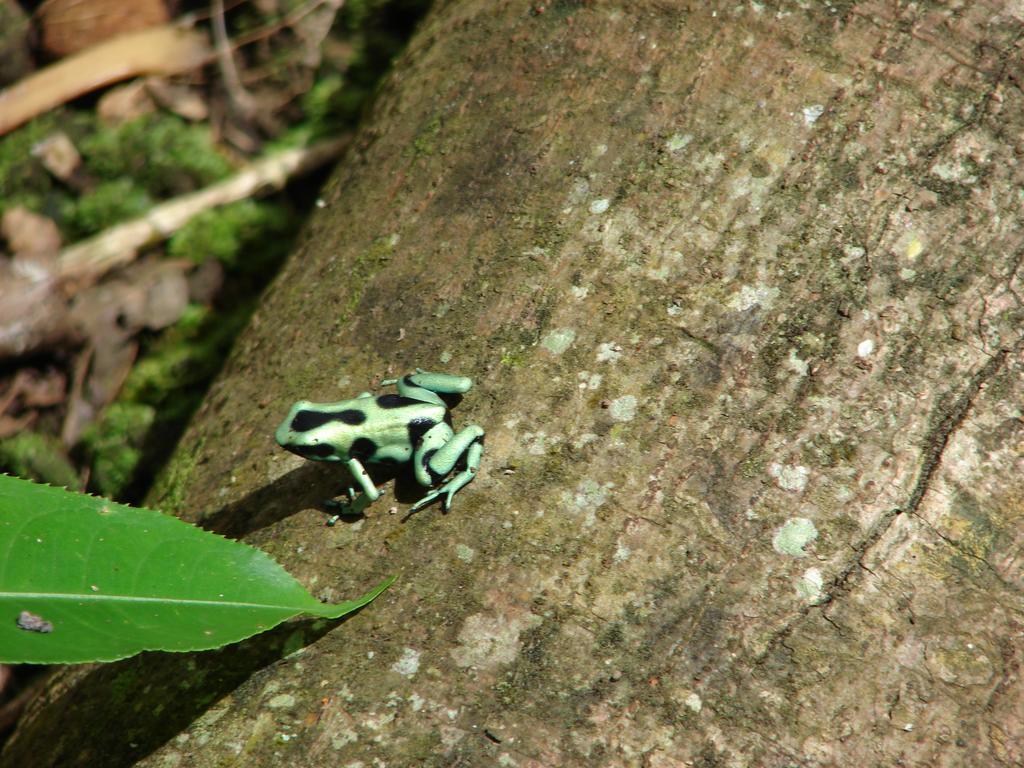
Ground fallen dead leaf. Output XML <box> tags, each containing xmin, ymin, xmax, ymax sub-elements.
<box><xmin>0</xmin><ymin>368</ymin><xmax>67</xmax><ymax>412</ymax></box>
<box><xmin>36</xmin><ymin>0</ymin><xmax>170</xmax><ymax>58</ymax></box>
<box><xmin>1</xmin><ymin>207</ymin><xmax>62</xmax><ymax>257</ymax></box>
<box><xmin>96</xmin><ymin>79</ymin><xmax>155</xmax><ymax>124</ymax></box>
<box><xmin>0</xmin><ymin>258</ymin><xmax>78</xmax><ymax>359</ymax></box>
<box><xmin>131</xmin><ymin>259</ymin><xmax>191</xmax><ymax>330</ymax></box>
<box><xmin>20</xmin><ymin>368</ymin><xmax>68</xmax><ymax>408</ymax></box>
<box><xmin>187</xmin><ymin>258</ymin><xmax>224</xmax><ymax>304</ymax></box>
<box><xmin>64</xmin><ymin>259</ymin><xmax>190</xmax><ymax>438</ymax></box>
<box><xmin>0</xmin><ymin>367</ymin><xmax>66</xmax><ymax>439</ymax></box>
<box><xmin>61</xmin><ymin>345</ymin><xmax>93</xmax><ymax>446</ymax></box>
<box><xmin>30</xmin><ymin>131</ymin><xmax>82</xmax><ymax>182</ymax></box>
<box><xmin>145</xmin><ymin>77</ymin><xmax>208</xmax><ymax>122</ymax></box>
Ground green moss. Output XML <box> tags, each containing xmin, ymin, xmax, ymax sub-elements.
<box><xmin>0</xmin><ymin>431</ymin><xmax>80</xmax><ymax>489</ymax></box>
<box><xmin>302</xmin><ymin>0</ymin><xmax>433</xmax><ymax>135</ymax></box>
<box><xmin>410</xmin><ymin>115</ymin><xmax>443</xmax><ymax>158</ymax></box>
<box><xmin>493</xmin><ymin>679</ymin><xmax>517</xmax><ymax>707</ymax></box>
<box><xmin>92</xmin><ymin>304</ymin><xmax>249</xmax><ymax>503</ymax></box>
<box><xmin>599</xmin><ymin>622</ymin><xmax>625</xmax><ymax>648</ymax></box>
<box><xmin>776</xmin><ymin>406</ymin><xmax>806</xmax><ymax>434</ymax></box>
<box><xmin>79</xmin><ymin>403</ymin><xmax>156</xmax><ymax>498</ymax></box>
<box><xmin>0</xmin><ymin>114</ymin><xmax>61</xmax><ymax>203</ymax></box>
<box><xmin>548</xmin><ymin>0</ymin><xmax>591</xmax><ymax>19</ymax></box>
<box><xmin>335</xmin><ymin>235</ymin><xmax>398</xmax><ymax>324</ymax></box>
<box><xmin>500</xmin><ymin>348</ymin><xmax>526</xmax><ymax>368</ymax></box>
<box><xmin>62</xmin><ymin>178</ymin><xmax>152</xmax><ymax>238</ymax></box>
<box><xmin>79</xmin><ymin>114</ymin><xmax>231</xmax><ymax>198</ymax></box>
<box><xmin>947</xmin><ymin>490</ymin><xmax>999</xmax><ymax>574</ymax></box>
<box><xmin>739</xmin><ymin>451</ymin><xmax>767</xmax><ymax>479</ymax></box>
<box><xmin>168</xmin><ymin>200</ymin><xmax>294</xmax><ymax>269</ymax></box>
<box><xmin>120</xmin><ymin>305</ymin><xmax>240</xmax><ymax>417</ymax></box>
<box><xmin>802</xmin><ymin>432</ymin><xmax>856</xmax><ymax>469</ymax></box>
<box><xmin>300</xmin><ymin>74</ymin><xmax>346</xmax><ymax>139</ymax></box>
<box><xmin>147</xmin><ymin>435</ymin><xmax>203</xmax><ymax>516</ymax></box>
<box><xmin>0</xmin><ymin>112</ymin><xmax>95</xmax><ymax>219</ymax></box>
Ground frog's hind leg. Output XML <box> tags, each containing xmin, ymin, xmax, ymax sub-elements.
<box><xmin>410</xmin><ymin>422</ymin><xmax>484</xmax><ymax>513</ymax></box>
<box><xmin>383</xmin><ymin>370</ymin><xmax>472</xmax><ymax>405</ymax></box>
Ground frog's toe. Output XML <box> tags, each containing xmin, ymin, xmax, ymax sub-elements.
<box><xmin>325</xmin><ymin>492</ymin><xmax>373</xmax><ymax>516</ymax></box>
<box><xmin>409</xmin><ymin>487</ymin><xmax>447</xmax><ymax>514</ymax></box>
<box><xmin>442</xmin><ymin>487</ymin><xmax>460</xmax><ymax>512</ymax></box>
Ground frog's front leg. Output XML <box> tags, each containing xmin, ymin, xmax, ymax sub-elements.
<box><xmin>347</xmin><ymin>457</ymin><xmax>380</xmax><ymax>501</ymax></box>
<box><xmin>325</xmin><ymin>457</ymin><xmax>380</xmax><ymax>516</ymax></box>
<box><xmin>409</xmin><ymin>422</ymin><xmax>484</xmax><ymax>513</ymax></box>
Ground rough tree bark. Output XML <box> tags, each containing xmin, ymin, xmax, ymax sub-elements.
<box><xmin>6</xmin><ymin>1</ymin><xmax>1024</xmax><ymax>766</ymax></box>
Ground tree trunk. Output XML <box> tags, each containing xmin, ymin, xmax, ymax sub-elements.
<box><xmin>7</xmin><ymin>1</ymin><xmax>1024</xmax><ymax>765</ymax></box>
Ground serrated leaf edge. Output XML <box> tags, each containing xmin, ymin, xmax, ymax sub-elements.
<box><xmin>0</xmin><ymin>473</ymin><xmax>302</xmax><ymax>589</ymax></box>
<box><xmin>0</xmin><ymin>475</ymin><xmax>396</xmax><ymax>618</ymax></box>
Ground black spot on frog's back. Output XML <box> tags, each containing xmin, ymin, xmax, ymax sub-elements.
<box><xmin>336</xmin><ymin>409</ymin><xmax>367</xmax><ymax>424</ymax></box>
<box><xmin>407</xmin><ymin>418</ymin><xmax>436</xmax><ymax>446</ymax></box>
<box><xmin>349</xmin><ymin>437</ymin><xmax>378</xmax><ymax>460</ymax></box>
<box><xmin>376</xmin><ymin>394</ymin><xmax>420</xmax><ymax>409</ymax></box>
<box><xmin>290</xmin><ymin>410</ymin><xmax>332</xmax><ymax>432</ymax></box>
<box><xmin>291</xmin><ymin>408</ymin><xmax>366</xmax><ymax>431</ymax></box>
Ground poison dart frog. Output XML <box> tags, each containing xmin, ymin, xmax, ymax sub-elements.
<box><xmin>276</xmin><ymin>370</ymin><xmax>484</xmax><ymax>515</ymax></box>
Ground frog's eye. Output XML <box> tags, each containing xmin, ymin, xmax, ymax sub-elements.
<box><xmin>291</xmin><ymin>409</ymin><xmax>366</xmax><ymax>431</ymax></box>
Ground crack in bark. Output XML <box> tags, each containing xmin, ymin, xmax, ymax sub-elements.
<box><xmin>758</xmin><ymin>348</ymin><xmax>1010</xmax><ymax>661</ymax></box>
<box><xmin>819</xmin><ymin>348</ymin><xmax>1008</xmax><ymax>608</ymax></box>
<box><xmin>905</xmin><ymin>350</ymin><xmax>1008</xmax><ymax>512</ymax></box>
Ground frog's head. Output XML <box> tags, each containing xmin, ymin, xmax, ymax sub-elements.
<box><xmin>275</xmin><ymin>400</ymin><xmax>364</xmax><ymax>461</ymax></box>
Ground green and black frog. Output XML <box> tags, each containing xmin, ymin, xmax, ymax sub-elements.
<box><xmin>276</xmin><ymin>370</ymin><xmax>484</xmax><ymax>515</ymax></box>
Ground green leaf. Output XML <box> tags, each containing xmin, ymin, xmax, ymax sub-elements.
<box><xmin>0</xmin><ymin>475</ymin><xmax>393</xmax><ymax>664</ymax></box>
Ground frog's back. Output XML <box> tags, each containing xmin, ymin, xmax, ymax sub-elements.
<box><xmin>363</xmin><ymin>395</ymin><xmax>446</xmax><ymax>447</ymax></box>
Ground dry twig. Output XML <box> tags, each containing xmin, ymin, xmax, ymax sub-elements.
<box><xmin>57</xmin><ymin>136</ymin><xmax>350</xmax><ymax>286</ymax></box>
